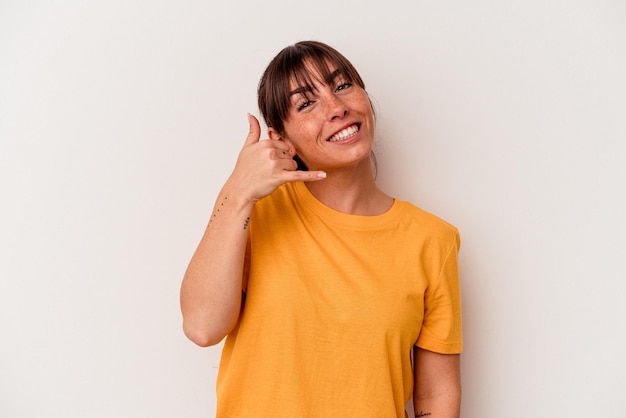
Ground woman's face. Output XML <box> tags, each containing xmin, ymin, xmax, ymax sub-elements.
<box><xmin>269</xmin><ymin>63</ymin><xmax>375</xmax><ymax>172</ymax></box>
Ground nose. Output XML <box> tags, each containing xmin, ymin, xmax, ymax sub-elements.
<box><xmin>326</xmin><ymin>94</ymin><xmax>348</xmax><ymax>121</ymax></box>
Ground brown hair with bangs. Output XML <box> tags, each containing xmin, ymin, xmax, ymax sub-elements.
<box><xmin>257</xmin><ymin>40</ymin><xmax>366</xmax><ymax>136</ymax></box>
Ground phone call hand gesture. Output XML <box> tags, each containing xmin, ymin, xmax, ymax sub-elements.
<box><xmin>225</xmin><ymin>114</ymin><xmax>326</xmax><ymax>204</ymax></box>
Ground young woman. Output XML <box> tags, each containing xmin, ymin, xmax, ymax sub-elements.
<box><xmin>180</xmin><ymin>41</ymin><xmax>462</xmax><ymax>418</ymax></box>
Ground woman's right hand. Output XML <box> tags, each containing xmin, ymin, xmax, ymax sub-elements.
<box><xmin>225</xmin><ymin>114</ymin><xmax>326</xmax><ymax>204</ymax></box>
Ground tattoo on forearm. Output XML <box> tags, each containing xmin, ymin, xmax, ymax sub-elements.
<box><xmin>416</xmin><ymin>412</ymin><xmax>432</xmax><ymax>417</ymax></box>
<box><xmin>208</xmin><ymin>197</ymin><xmax>228</xmax><ymax>227</ymax></box>
<box><xmin>207</xmin><ymin>197</ymin><xmax>250</xmax><ymax>230</ymax></box>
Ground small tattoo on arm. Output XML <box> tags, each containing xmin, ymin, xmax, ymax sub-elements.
<box><xmin>416</xmin><ymin>412</ymin><xmax>432</xmax><ymax>417</ymax></box>
<box><xmin>208</xmin><ymin>197</ymin><xmax>228</xmax><ymax>228</ymax></box>
<box><xmin>243</xmin><ymin>217</ymin><xmax>250</xmax><ymax>230</ymax></box>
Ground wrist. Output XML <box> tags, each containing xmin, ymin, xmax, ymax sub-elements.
<box><xmin>219</xmin><ymin>181</ymin><xmax>257</xmax><ymax>212</ymax></box>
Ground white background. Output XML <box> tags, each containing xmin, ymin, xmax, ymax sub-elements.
<box><xmin>1</xmin><ymin>1</ymin><xmax>625</xmax><ymax>417</ymax></box>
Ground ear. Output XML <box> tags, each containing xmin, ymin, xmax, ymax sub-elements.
<box><xmin>268</xmin><ymin>128</ymin><xmax>282</xmax><ymax>141</ymax></box>
<box><xmin>269</xmin><ymin>127</ymin><xmax>297</xmax><ymax>157</ymax></box>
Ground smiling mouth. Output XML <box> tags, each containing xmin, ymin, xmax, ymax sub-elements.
<box><xmin>328</xmin><ymin>124</ymin><xmax>359</xmax><ymax>142</ymax></box>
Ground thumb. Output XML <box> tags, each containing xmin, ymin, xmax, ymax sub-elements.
<box><xmin>244</xmin><ymin>113</ymin><xmax>261</xmax><ymax>147</ymax></box>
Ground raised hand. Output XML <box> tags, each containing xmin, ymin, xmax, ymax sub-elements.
<box><xmin>225</xmin><ymin>114</ymin><xmax>326</xmax><ymax>204</ymax></box>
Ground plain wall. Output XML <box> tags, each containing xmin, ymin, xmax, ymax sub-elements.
<box><xmin>1</xmin><ymin>1</ymin><xmax>625</xmax><ymax>417</ymax></box>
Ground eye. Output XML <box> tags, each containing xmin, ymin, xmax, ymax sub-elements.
<box><xmin>296</xmin><ymin>100</ymin><xmax>314</xmax><ymax>111</ymax></box>
<box><xmin>336</xmin><ymin>81</ymin><xmax>353</xmax><ymax>92</ymax></box>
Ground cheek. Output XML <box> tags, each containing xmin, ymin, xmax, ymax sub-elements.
<box><xmin>285</xmin><ymin>121</ymin><xmax>322</xmax><ymax>147</ymax></box>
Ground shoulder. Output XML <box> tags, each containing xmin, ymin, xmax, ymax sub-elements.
<box><xmin>398</xmin><ymin>200</ymin><xmax>459</xmax><ymax>243</ymax></box>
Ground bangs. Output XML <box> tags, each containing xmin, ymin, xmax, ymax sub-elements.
<box><xmin>258</xmin><ymin>41</ymin><xmax>365</xmax><ymax>135</ymax></box>
<box><xmin>288</xmin><ymin>54</ymin><xmax>354</xmax><ymax>97</ymax></box>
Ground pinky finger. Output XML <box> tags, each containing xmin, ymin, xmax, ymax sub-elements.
<box><xmin>282</xmin><ymin>170</ymin><xmax>327</xmax><ymax>182</ymax></box>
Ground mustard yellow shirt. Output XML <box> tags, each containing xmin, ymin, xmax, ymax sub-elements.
<box><xmin>216</xmin><ymin>182</ymin><xmax>462</xmax><ymax>417</ymax></box>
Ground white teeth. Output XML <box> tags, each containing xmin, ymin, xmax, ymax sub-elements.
<box><xmin>328</xmin><ymin>125</ymin><xmax>359</xmax><ymax>142</ymax></box>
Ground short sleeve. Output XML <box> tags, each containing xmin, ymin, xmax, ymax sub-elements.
<box><xmin>416</xmin><ymin>231</ymin><xmax>463</xmax><ymax>354</ymax></box>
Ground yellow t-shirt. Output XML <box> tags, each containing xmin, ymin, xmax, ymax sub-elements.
<box><xmin>216</xmin><ymin>182</ymin><xmax>462</xmax><ymax>418</ymax></box>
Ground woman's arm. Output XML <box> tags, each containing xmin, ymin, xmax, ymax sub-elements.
<box><xmin>180</xmin><ymin>115</ymin><xmax>325</xmax><ymax>347</ymax></box>
<box><xmin>180</xmin><ymin>184</ymin><xmax>253</xmax><ymax>347</ymax></box>
<box><xmin>414</xmin><ymin>348</ymin><xmax>461</xmax><ymax>417</ymax></box>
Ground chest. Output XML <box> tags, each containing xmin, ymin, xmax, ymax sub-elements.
<box><xmin>247</xmin><ymin>225</ymin><xmax>429</xmax><ymax>346</ymax></box>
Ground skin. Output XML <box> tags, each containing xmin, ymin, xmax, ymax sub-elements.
<box><xmin>414</xmin><ymin>348</ymin><xmax>461</xmax><ymax>417</ymax></box>
<box><xmin>180</xmin><ymin>61</ymin><xmax>461</xmax><ymax>416</ymax></box>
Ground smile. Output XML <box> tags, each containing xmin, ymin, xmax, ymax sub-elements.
<box><xmin>328</xmin><ymin>124</ymin><xmax>359</xmax><ymax>142</ymax></box>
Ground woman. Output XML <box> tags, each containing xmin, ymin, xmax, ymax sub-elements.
<box><xmin>180</xmin><ymin>41</ymin><xmax>462</xmax><ymax>418</ymax></box>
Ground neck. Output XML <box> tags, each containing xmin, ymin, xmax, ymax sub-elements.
<box><xmin>304</xmin><ymin>159</ymin><xmax>392</xmax><ymax>216</ymax></box>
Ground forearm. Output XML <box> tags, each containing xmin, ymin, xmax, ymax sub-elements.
<box><xmin>414</xmin><ymin>349</ymin><xmax>461</xmax><ymax>418</ymax></box>
<box><xmin>414</xmin><ymin>385</ymin><xmax>461</xmax><ymax>418</ymax></box>
<box><xmin>180</xmin><ymin>184</ymin><xmax>254</xmax><ymax>347</ymax></box>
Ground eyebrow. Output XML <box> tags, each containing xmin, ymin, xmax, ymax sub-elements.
<box><xmin>324</xmin><ymin>69</ymin><xmax>343</xmax><ymax>85</ymax></box>
<box><xmin>289</xmin><ymin>85</ymin><xmax>313</xmax><ymax>97</ymax></box>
